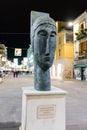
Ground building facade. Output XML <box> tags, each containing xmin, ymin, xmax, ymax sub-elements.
<box><xmin>0</xmin><ymin>43</ymin><xmax>7</xmax><ymax>70</ymax></box>
<box><xmin>50</xmin><ymin>21</ymin><xmax>74</xmax><ymax>80</ymax></box>
<box><xmin>73</xmin><ymin>10</ymin><xmax>87</xmax><ymax>81</ymax></box>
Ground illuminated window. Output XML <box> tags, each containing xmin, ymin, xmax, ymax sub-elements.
<box><xmin>66</xmin><ymin>32</ymin><xmax>73</xmax><ymax>43</ymax></box>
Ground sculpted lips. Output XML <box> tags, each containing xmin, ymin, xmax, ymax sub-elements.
<box><xmin>44</xmin><ymin>56</ymin><xmax>50</xmax><ymax>61</ymax></box>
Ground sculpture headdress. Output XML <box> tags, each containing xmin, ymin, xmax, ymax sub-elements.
<box><xmin>31</xmin><ymin>16</ymin><xmax>56</xmax><ymax>52</ymax></box>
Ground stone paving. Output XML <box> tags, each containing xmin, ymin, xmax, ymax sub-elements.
<box><xmin>0</xmin><ymin>73</ymin><xmax>87</xmax><ymax>130</ymax></box>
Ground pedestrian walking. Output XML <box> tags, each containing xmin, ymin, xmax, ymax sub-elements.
<box><xmin>12</xmin><ymin>70</ymin><xmax>16</xmax><ymax>78</ymax></box>
<box><xmin>16</xmin><ymin>71</ymin><xmax>19</xmax><ymax>78</ymax></box>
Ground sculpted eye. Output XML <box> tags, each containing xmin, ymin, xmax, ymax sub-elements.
<box><xmin>38</xmin><ymin>30</ymin><xmax>47</xmax><ymax>36</ymax></box>
<box><xmin>50</xmin><ymin>31</ymin><xmax>56</xmax><ymax>37</ymax></box>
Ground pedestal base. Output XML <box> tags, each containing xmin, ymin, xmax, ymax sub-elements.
<box><xmin>21</xmin><ymin>86</ymin><xmax>67</xmax><ymax>130</ymax></box>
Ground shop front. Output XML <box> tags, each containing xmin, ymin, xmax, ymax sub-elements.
<box><xmin>74</xmin><ymin>65</ymin><xmax>87</xmax><ymax>81</ymax></box>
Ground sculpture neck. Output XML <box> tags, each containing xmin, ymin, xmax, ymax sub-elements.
<box><xmin>34</xmin><ymin>62</ymin><xmax>51</xmax><ymax>91</ymax></box>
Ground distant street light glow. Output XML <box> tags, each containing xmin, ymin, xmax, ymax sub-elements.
<box><xmin>68</xmin><ymin>22</ymin><xmax>73</xmax><ymax>27</ymax></box>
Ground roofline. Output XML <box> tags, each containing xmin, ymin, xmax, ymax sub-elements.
<box><xmin>73</xmin><ymin>10</ymin><xmax>87</xmax><ymax>24</ymax></box>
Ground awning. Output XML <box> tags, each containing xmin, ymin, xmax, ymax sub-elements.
<box><xmin>74</xmin><ymin>65</ymin><xmax>87</xmax><ymax>68</ymax></box>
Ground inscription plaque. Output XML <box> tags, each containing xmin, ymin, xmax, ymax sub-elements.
<box><xmin>37</xmin><ymin>104</ymin><xmax>56</xmax><ymax>119</ymax></box>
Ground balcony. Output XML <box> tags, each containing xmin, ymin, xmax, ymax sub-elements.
<box><xmin>74</xmin><ymin>51</ymin><xmax>87</xmax><ymax>65</ymax></box>
<box><xmin>75</xmin><ymin>50</ymin><xmax>87</xmax><ymax>59</ymax></box>
<box><xmin>75</xmin><ymin>28</ymin><xmax>87</xmax><ymax>40</ymax></box>
<box><xmin>76</xmin><ymin>33</ymin><xmax>87</xmax><ymax>40</ymax></box>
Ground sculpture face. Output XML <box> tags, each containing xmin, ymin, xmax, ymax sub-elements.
<box><xmin>34</xmin><ymin>23</ymin><xmax>56</xmax><ymax>71</ymax></box>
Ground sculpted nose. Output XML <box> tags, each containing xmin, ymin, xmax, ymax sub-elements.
<box><xmin>45</xmin><ymin>38</ymin><xmax>50</xmax><ymax>55</ymax></box>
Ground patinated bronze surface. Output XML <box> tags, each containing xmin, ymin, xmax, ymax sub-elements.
<box><xmin>31</xmin><ymin>16</ymin><xmax>56</xmax><ymax>91</ymax></box>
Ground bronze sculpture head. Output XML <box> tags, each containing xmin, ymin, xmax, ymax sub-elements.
<box><xmin>31</xmin><ymin>16</ymin><xmax>56</xmax><ymax>91</ymax></box>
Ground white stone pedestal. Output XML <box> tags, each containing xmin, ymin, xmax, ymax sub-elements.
<box><xmin>21</xmin><ymin>86</ymin><xmax>67</xmax><ymax>130</ymax></box>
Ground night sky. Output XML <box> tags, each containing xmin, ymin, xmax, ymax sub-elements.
<box><xmin>0</xmin><ymin>0</ymin><xmax>87</xmax><ymax>59</ymax></box>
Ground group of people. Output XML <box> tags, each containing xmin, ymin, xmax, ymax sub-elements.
<box><xmin>12</xmin><ymin>70</ymin><xmax>19</xmax><ymax>78</ymax></box>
